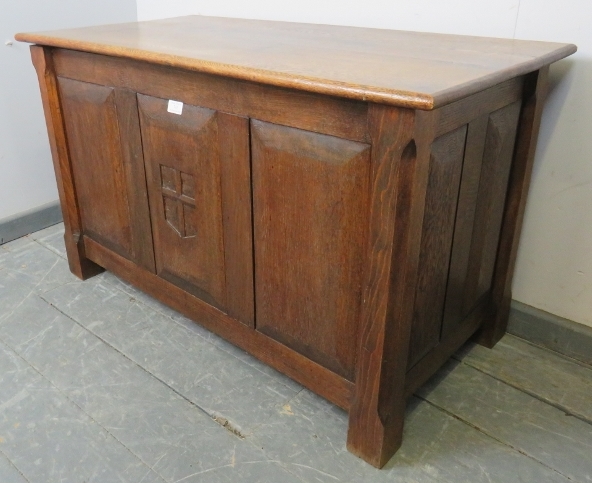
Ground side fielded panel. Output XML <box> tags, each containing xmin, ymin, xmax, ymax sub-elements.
<box><xmin>408</xmin><ymin>100</ymin><xmax>522</xmax><ymax>368</ymax></box>
<box><xmin>408</xmin><ymin>126</ymin><xmax>468</xmax><ymax>367</ymax></box>
<box><xmin>251</xmin><ymin>120</ymin><xmax>371</xmax><ymax>381</ymax></box>
<box><xmin>443</xmin><ymin>101</ymin><xmax>522</xmax><ymax>338</ymax></box>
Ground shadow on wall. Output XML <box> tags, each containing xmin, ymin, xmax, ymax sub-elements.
<box><xmin>533</xmin><ymin>58</ymin><xmax>576</xmax><ymax>161</ymax></box>
<box><xmin>514</xmin><ymin>55</ymin><xmax>592</xmax><ymax>326</ymax></box>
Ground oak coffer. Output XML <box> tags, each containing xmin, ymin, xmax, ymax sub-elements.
<box><xmin>16</xmin><ymin>16</ymin><xmax>576</xmax><ymax>468</ymax></box>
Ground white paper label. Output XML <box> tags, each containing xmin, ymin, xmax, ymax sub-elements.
<box><xmin>167</xmin><ymin>100</ymin><xmax>183</xmax><ymax>115</ymax></box>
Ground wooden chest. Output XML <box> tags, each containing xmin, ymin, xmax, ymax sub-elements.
<box><xmin>16</xmin><ymin>16</ymin><xmax>576</xmax><ymax>467</ymax></box>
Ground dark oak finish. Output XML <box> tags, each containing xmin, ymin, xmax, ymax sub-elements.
<box><xmin>405</xmin><ymin>294</ymin><xmax>489</xmax><ymax>398</ymax></box>
<box><xmin>30</xmin><ymin>46</ymin><xmax>103</xmax><ymax>279</ymax></box>
<box><xmin>219</xmin><ymin>113</ymin><xmax>255</xmax><ymax>326</ymax></box>
<box><xmin>59</xmin><ymin>78</ymin><xmax>134</xmax><ymax>256</ymax></box>
<box><xmin>52</xmin><ymin>49</ymin><xmax>369</xmax><ymax>143</ymax></box>
<box><xmin>463</xmin><ymin>101</ymin><xmax>523</xmax><ymax>318</ymax></box>
<box><xmin>347</xmin><ymin>105</ymin><xmax>429</xmax><ymax>467</ymax></box>
<box><xmin>408</xmin><ymin>125</ymin><xmax>468</xmax><ymax>367</ymax></box>
<box><xmin>441</xmin><ymin>115</ymin><xmax>489</xmax><ymax>337</ymax></box>
<box><xmin>139</xmin><ymin>96</ymin><xmax>225</xmax><ymax>307</ymax></box>
<box><xmin>113</xmin><ymin>88</ymin><xmax>156</xmax><ymax>272</ymax></box>
<box><xmin>138</xmin><ymin>95</ymin><xmax>254</xmax><ymax>322</ymax></box>
<box><xmin>431</xmin><ymin>77</ymin><xmax>523</xmax><ymax>137</ymax></box>
<box><xmin>20</xmin><ymin>17</ymin><xmax>575</xmax><ymax>469</ymax></box>
<box><xmin>252</xmin><ymin>120</ymin><xmax>371</xmax><ymax>380</ymax></box>
<box><xmin>58</xmin><ymin>78</ymin><xmax>154</xmax><ymax>270</ymax></box>
<box><xmin>478</xmin><ymin>68</ymin><xmax>551</xmax><ymax>348</ymax></box>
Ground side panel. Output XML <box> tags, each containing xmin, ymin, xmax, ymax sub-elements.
<box><xmin>440</xmin><ymin>115</ymin><xmax>489</xmax><ymax>338</ymax></box>
<box><xmin>407</xmin><ymin>126</ymin><xmax>468</xmax><ymax>367</ymax></box>
<box><xmin>472</xmin><ymin>101</ymin><xmax>524</xmax><ymax>307</ymax></box>
<box><xmin>478</xmin><ymin>69</ymin><xmax>550</xmax><ymax>347</ymax></box>
<box><xmin>138</xmin><ymin>94</ymin><xmax>253</xmax><ymax>321</ymax></box>
<box><xmin>404</xmin><ymin>74</ymin><xmax>541</xmax><ymax>395</ymax></box>
<box><xmin>443</xmin><ymin>101</ymin><xmax>522</xmax><ymax>337</ymax></box>
<box><xmin>406</xmin><ymin>100</ymin><xmax>522</xmax><ymax>368</ymax></box>
<box><xmin>58</xmin><ymin>77</ymin><xmax>153</xmax><ymax>269</ymax></box>
<box><xmin>251</xmin><ymin>120</ymin><xmax>371</xmax><ymax>381</ymax></box>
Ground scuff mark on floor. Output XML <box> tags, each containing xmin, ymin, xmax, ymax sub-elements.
<box><xmin>280</xmin><ymin>404</ymin><xmax>294</xmax><ymax>416</ymax></box>
<box><xmin>212</xmin><ymin>415</ymin><xmax>246</xmax><ymax>439</ymax></box>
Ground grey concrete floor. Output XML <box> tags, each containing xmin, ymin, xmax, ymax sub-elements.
<box><xmin>1</xmin><ymin>223</ymin><xmax>591</xmax><ymax>483</ymax></box>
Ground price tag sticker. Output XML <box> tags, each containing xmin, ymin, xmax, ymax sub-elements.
<box><xmin>167</xmin><ymin>99</ymin><xmax>183</xmax><ymax>115</ymax></box>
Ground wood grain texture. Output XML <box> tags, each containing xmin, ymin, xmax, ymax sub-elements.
<box><xmin>113</xmin><ymin>88</ymin><xmax>156</xmax><ymax>272</ymax></box>
<box><xmin>139</xmin><ymin>95</ymin><xmax>226</xmax><ymax>310</ymax></box>
<box><xmin>431</xmin><ymin>77</ymin><xmax>523</xmax><ymax>138</ymax></box>
<box><xmin>16</xmin><ymin>16</ymin><xmax>576</xmax><ymax>109</ymax></box>
<box><xmin>53</xmin><ymin>49</ymin><xmax>369</xmax><ymax>143</ymax></box>
<box><xmin>347</xmin><ymin>105</ymin><xmax>433</xmax><ymax>468</ymax></box>
<box><xmin>463</xmin><ymin>101</ymin><xmax>522</xmax><ymax>316</ymax></box>
<box><xmin>29</xmin><ymin>46</ymin><xmax>103</xmax><ymax>280</ymax></box>
<box><xmin>251</xmin><ymin>120</ymin><xmax>371</xmax><ymax>380</ymax></box>
<box><xmin>405</xmin><ymin>294</ymin><xmax>488</xmax><ymax>398</ymax></box>
<box><xmin>218</xmin><ymin>113</ymin><xmax>255</xmax><ymax>326</ymax></box>
<box><xmin>477</xmin><ymin>68</ymin><xmax>550</xmax><ymax>348</ymax></box>
<box><xmin>58</xmin><ymin>78</ymin><xmax>134</xmax><ymax>261</ymax></box>
<box><xmin>407</xmin><ymin>125</ymin><xmax>468</xmax><ymax>368</ymax></box>
<box><xmin>419</xmin><ymin>85</ymin><xmax>525</xmax><ymax>352</ymax></box>
<box><xmin>441</xmin><ymin>115</ymin><xmax>489</xmax><ymax>338</ymax></box>
<box><xmin>83</xmin><ymin>236</ymin><xmax>354</xmax><ymax>410</ymax></box>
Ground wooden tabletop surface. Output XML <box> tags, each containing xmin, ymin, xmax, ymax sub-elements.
<box><xmin>16</xmin><ymin>16</ymin><xmax>577</xmax><ymax>109</ymax></box>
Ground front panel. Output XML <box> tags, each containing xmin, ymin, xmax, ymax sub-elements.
<box><xmin>138</xmin><ymin>94</ymin><xmax>253</xmax><ymax>322</ymax></box>
<box><xmin>58</xmin><ymin>77</ymin><xmax>154</xmax><ymax>270</ymax></box>
<box><xmin>251</xmin><ymin>120</ymin><xmax>371</xmax><ymax>381</ymax></box>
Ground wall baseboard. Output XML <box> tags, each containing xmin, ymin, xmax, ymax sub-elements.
<box><xmin>508</xmin><ymin>300</ymin><xmax>592</xmax><ymax>366</ymax></box>
<box><xmin>0</xmin><ymin>201</ymin><xmax>62</xmax><ymax>245</ymax></box>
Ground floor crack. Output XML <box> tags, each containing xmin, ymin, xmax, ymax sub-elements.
<box><xmin>416</xmin><ymin>395</ymin><xmax>576</xmax><ymax>482</ymax></box>
<box><xmin>453</xmin><ymin>354</ymin><xmax>592</xmax><ymax>427</ymax></box>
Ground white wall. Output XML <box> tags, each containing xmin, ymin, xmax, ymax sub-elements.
<box><xmin>138</xmin><ymin>0</ymin><xmax>592</xmax><ymax>329</ymax></box>
<box><xmin>0</xmin><ymin>0</ymin><xmax>137</xmax><ymax>221</ymax></box>
<box><xmin>512</xmin><ymin>2</ymin><xmax>592</xmax><ymax>328</ymax></box>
